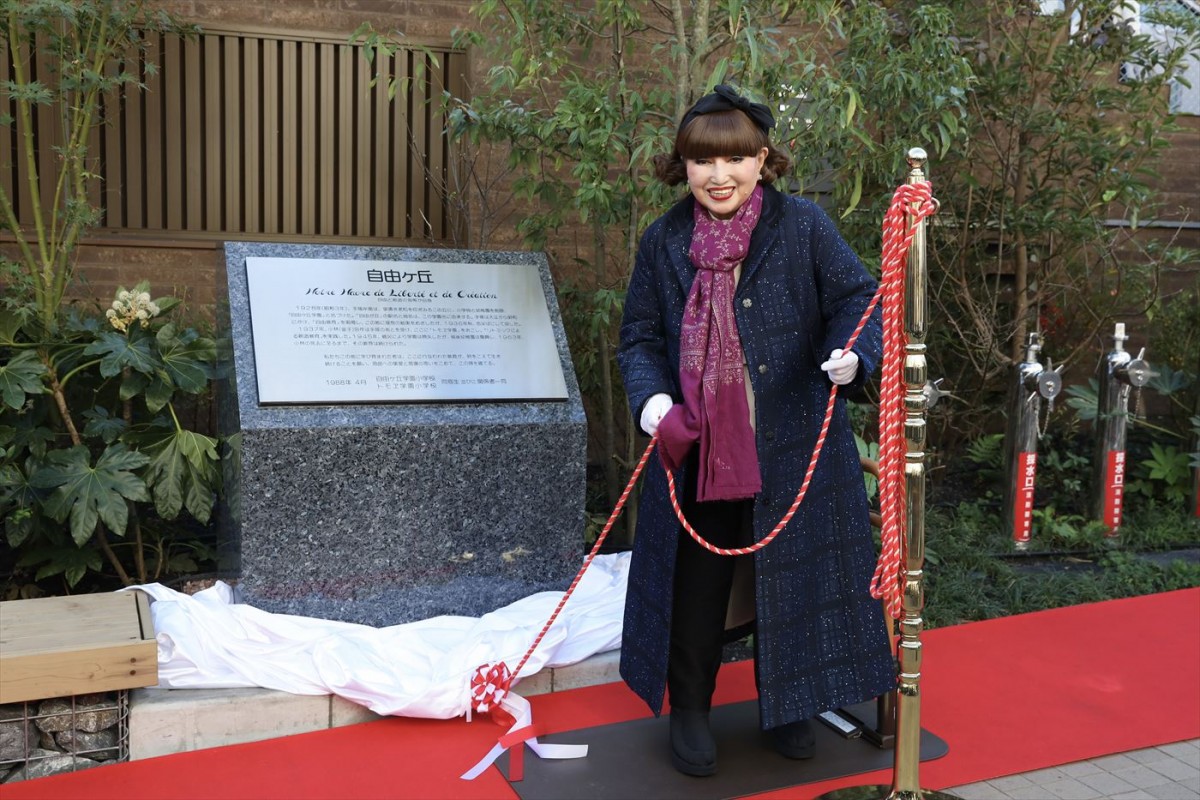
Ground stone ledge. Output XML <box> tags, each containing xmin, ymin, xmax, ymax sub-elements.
<box><xmin>129</xmin><ymin>648</ymin><xmax>622</xmax><ymax>760</ymax></box>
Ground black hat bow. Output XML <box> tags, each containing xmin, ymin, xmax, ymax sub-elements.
<box><xmin>680</xmin><ymin>84</ymin><xmax>775</xmax><ymax>135</ymax></box>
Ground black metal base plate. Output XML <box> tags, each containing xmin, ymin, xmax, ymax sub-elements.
<box><xmin>503</xmin><ymin>700</ymin><xmax>948</xmax><ymax>800</ymax></box>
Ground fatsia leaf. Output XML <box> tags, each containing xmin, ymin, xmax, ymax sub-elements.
<box><xmin>140</xmin><ymin>432</ymin><xmax>184</xmax><ymax>519</ymax></box>
<box><xmin>64</xmin><ymin>309</ymin><xmax>103</xmax><ymax>336</ymax></box>
<box><xmin>184</xmin><ymin>458</ymin><xmax>217</xmax><ymax>523</ymax></box>
<box><xmin>83</xmin><ymin>330</ymin><xmax>159</xmax><ymax>378</ymax></box>
<box><xmin>1146</xmin><ymin>364</ymin><xmax>1191</xmax><ymax>396</ymax></box>
<box><xmin>3</xmin><ymin>422</ymin><xmax>56</xmax><ymax>460</ymax></box>
<box><xmin>144</xmin><ymin>375</ymin><xmax>174</xmax><ymax>413</ymax></box>
<box><xmin>157</xmin><ymin>324</ymin><xmax>215</xmax><ymax>394</ymax></box>
<box><xmin>0</xmin><ymin>462</ymin><xmax>23</xmax><ymax>495</ymax></box>
<box><xmin>28</xmin><ymin>544</ymin><xmax>103</xmax><ymax>588</ymax></box>
<box><xmin>0</xmin><ymin>350</ymin><xmax>47</xmax><ymax>409</ymax></box>
<box><xmin>127</xmin><ymin>427</ymin><xmax>219</xmax><ymax>521</ymax></box>
<box><xmin>0</xmin><ymin>309</ymin><xmax>29</xmax><ymax>345</ymax></box>
<box><xmin>30</xmin><ymin>444</ymin><xmax>150</xmax><ymax>545</ymax></box>
<box><xmin>82</xmin><ymin>407</ymin><xmax>127</xmax><ymax>444</ymax></box>
<box><xmin>120</xmin><ymin>369</ymin><xmax>150</xmax><ymax>402</ymax></box>
<box><xmin>0</xmin><ymin>463</ymin><xmax>41</xmax><ymax>547</ymax></box>
<box><xmin>5</xmin><ymin>505</ymin><xmax>35</xmax><ymax>549</ymax></box>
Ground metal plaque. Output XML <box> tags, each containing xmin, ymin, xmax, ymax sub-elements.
<box><xmin>244</xmin><ymin>257</ymin><xmax>569</xmax><ymax>404</ymax></box>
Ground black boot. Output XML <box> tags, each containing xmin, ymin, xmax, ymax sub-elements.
<box><xmin>769</xmin><ymin>718</ymin><xmax>815</xmax><ymax>759</ymax></box>
<box><xmin>669</xmin><ymin>708</ymin><xmax>717</xmax><ymax>776</ymax></box>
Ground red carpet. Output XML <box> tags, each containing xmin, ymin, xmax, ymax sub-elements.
<box><xmin>3</xmin><ymin>588</ymin><xmax>1196</xmax><ymax>800</ymax></box>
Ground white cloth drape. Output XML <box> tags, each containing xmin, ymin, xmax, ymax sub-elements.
<box><xmin>129</xmin><ymin>552</ymin><xmax>629</xmax><ymax>720</ymax></box>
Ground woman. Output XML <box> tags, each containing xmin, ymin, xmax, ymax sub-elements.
<box><xmin>617</xmin><ymin>85</ymin><xmax>895</xmax><ymax>777</ymax></box>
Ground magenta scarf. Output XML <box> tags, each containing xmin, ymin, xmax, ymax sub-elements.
<box><xmin>657</xmin><ymin>184</ymin><xmax>763</xmax><ymax>502</ymax></box>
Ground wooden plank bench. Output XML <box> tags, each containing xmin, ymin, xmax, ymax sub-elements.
<box><xmin>0</xmin><ymin>591</ymin><xmax>157</xmax><ymax>704</ymax></box>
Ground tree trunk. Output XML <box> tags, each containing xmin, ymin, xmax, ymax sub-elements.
<box><xmin>593</xmin><ymin>219</ymin><xmax>621</xmax><ymax>537</ymax></box>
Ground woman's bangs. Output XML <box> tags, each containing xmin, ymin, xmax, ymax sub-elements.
<box><xmin>676</xmin><ymin>110</ymin><xmax>766</xmax><ymax>159</ymax></box>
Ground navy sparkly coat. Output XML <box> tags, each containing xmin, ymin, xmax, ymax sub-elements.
<box><xmin>617</xmin><ymin>183</ymin><xmax>896</xmax><ymax>730</ymax></box>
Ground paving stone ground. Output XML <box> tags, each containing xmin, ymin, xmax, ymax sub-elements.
<box><xmin>947</xmin><ymin>739</ymin><xmax>1200</xmax><ymax>800</ymax></box>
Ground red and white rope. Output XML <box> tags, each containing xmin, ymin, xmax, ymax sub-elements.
<box><xmin>871</xmin><ymin>180</ymin><xmax>937</xmax><ymax>619</ymax></box>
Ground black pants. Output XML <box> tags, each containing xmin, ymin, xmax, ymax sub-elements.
<box><xmin>667</xmin><ymin>484</ymin><xmax>755</xmax><ymax>712</ymax></box>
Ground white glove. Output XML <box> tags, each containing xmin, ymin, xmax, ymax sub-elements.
<box><xmin>820</xmin><ymin>348</ymin><xmax>860</xmax><ymax>386</ymax></box>
<box><xmin>640</xmin><ymin>393</ymin><xmax>674</xmax><ymax>437</ymax></box>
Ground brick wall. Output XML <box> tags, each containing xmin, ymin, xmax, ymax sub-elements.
<box><xmin>1157</xmin><ymin>115</ymin><xmax>1199</xmax><ymax>226</ymax></box>
<box><xmin>1118</xmin><ymin>114</ymin><xmax>1198</xmax><ymax>299</ymax></box>
<box><xmin>0</xmin><ymin>239</ymin><xmax>223</xmax><ymax>323</ymax></box>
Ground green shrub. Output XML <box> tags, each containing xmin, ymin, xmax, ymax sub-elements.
<box><xmin>923</xmin><ymin>498</ymin><xmax>1200</xmax><ymax>628</ymax></box>
<box><xmin>1</xmin><ymin>280</ymin><xmax>222</xmax><ymax>594</ymax></box>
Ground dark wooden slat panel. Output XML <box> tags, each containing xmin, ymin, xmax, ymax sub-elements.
<box><xmin>11</xmin><ymin>29</ymin><xmax>464</xmax><ymax>242</ymax></box>
<box><xmin>391</xmin><ymin>51</ymin><xmax>409</xmax><ymax>240</ymax></box>
<box><xmin>204</xmin><ymin>34</ymin><xmax>223</xmax><ymax>227</ymax></box>
<box><xmin>1</xmin><ymin>41</ymin><xmax>15</xmax><ymax>222</ymax></box>
<box><xmin>33</xmin><ymin>36</ymin><xmax>65</xmax><ymax>228</ymax></box>
<box><xmin>142</xmin><ymin>32</ymin><xmax>164</xmax><ymax>230</ymax></box>
<box><xmin>102</xmin><ymin>57</ymin><xmax>124</xmax><ymax>228</ymax></box>
<box><xmin>280</xmin><ymin>40</ymin><xmax>297</xmax><ymax>234</ymax></box>
<box><xmin>224</xmin><ymin>35</ymin><xmax>242</xmax><ymax>232</ymax></box>
<box><xmin>262</xmin><ymin>39</ymin><xmax>280</xmax><ymax>233</ymax></box>
<box><xmin>86</xmin><ymin>105</ymin><xmax>103</xmax><ymax>218</ymax></box>
<box><xmin>123</xmin><ymin>37</ymin><xmax>146</xmax><ymax>229</ymax></box>
<box><xmin>183</xmin><ymin>35</ymin><xmax>203</xmax><ymax>230</ymax></box>
<box><xmin>203</xmin><ymin>34</ymin><xmax>223</xmax><ymax>230</ymax></box>
<box><xmin>13</xmin><ymin>33</ymin><xmax>34</xmax><ymax>224</ymax></box>
<box><xmin>318</xmin><ymin>42</ymin><xmax>335</xmax><ymax>235</ymax></box>
<box><xmin>299</xmin><ymin>40</ymin><xmax>316</xmax><ymax>236</ymax></box>
<box><xmin>3</xmin><ymin>36</ymin><xmax>38</xmax><ymax>225</ymax></box>
<box><xmin>337</xmin><ymin>44</ymin><xmax>354</xmax><ymax>236</ymax></box>
<box><xmin>444</xmin><ymin>51</ymin><xmax>465</xmax><ymax>244</ymax></box>
<box><xmin>373</xmin><ymin>54</ymin><xmax>390</xmax><ymax>238</ymax></box>
<box><xmin>243</xmin><ymin>36</ymin><xmax>261</xmax><ymax>234</ymax></box>
<box><xmin>355</xmin><ymin>49</ymin><xmax>371</xmax><ymax>236</ymax></box>
<box><xmin>162</xmin><ymin>34</ymin><xmax>183</xmax><ymax>231</ymax></box>
<box><xmin>425</xmin><ymin>51</ymin><xmax>445</xmax><ymax>240</ymax></box>
<box><xmin>408</xmin><ymin>50</ymin><xmax>429</xmax><ymax>240</ymax></box>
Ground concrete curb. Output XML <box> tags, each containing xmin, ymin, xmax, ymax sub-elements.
<box><xmin>129</xmin><ymin>649</ymin><xmax>622</xmax><ymax>760</ymax></box>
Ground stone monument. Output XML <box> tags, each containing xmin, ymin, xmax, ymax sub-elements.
<box><xmin>218</xmin><ymin>242</ymin><xmax>587</xmax><ymax>626</ymax></box>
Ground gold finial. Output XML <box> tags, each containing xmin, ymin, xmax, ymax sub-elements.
<box><xmin>906</xmin><ymin>147</ymin><xmax>927</xmax><ymax>169</ymax></box>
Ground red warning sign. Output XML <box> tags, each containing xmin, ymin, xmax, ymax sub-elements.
<box><xmin>1013</xmin><ymin>451</ymin><xmax>1037</xmax><ymax>544</ymax></box>
<box><xmin>1103</xmin><ymin>450</ymin><xmax>1126</xmax><ymax>535</ymax></box>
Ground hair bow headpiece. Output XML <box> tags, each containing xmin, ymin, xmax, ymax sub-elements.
<box><xmin>680</xmin><ymin>84</ymin><xmax>775</xmax><ymax>135</ymax></box>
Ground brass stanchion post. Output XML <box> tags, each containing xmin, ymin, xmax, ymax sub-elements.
<box><xmin>817</xmin><ymin>148</ymin><xmax>959</xmax><ymax>800</ymax></box>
